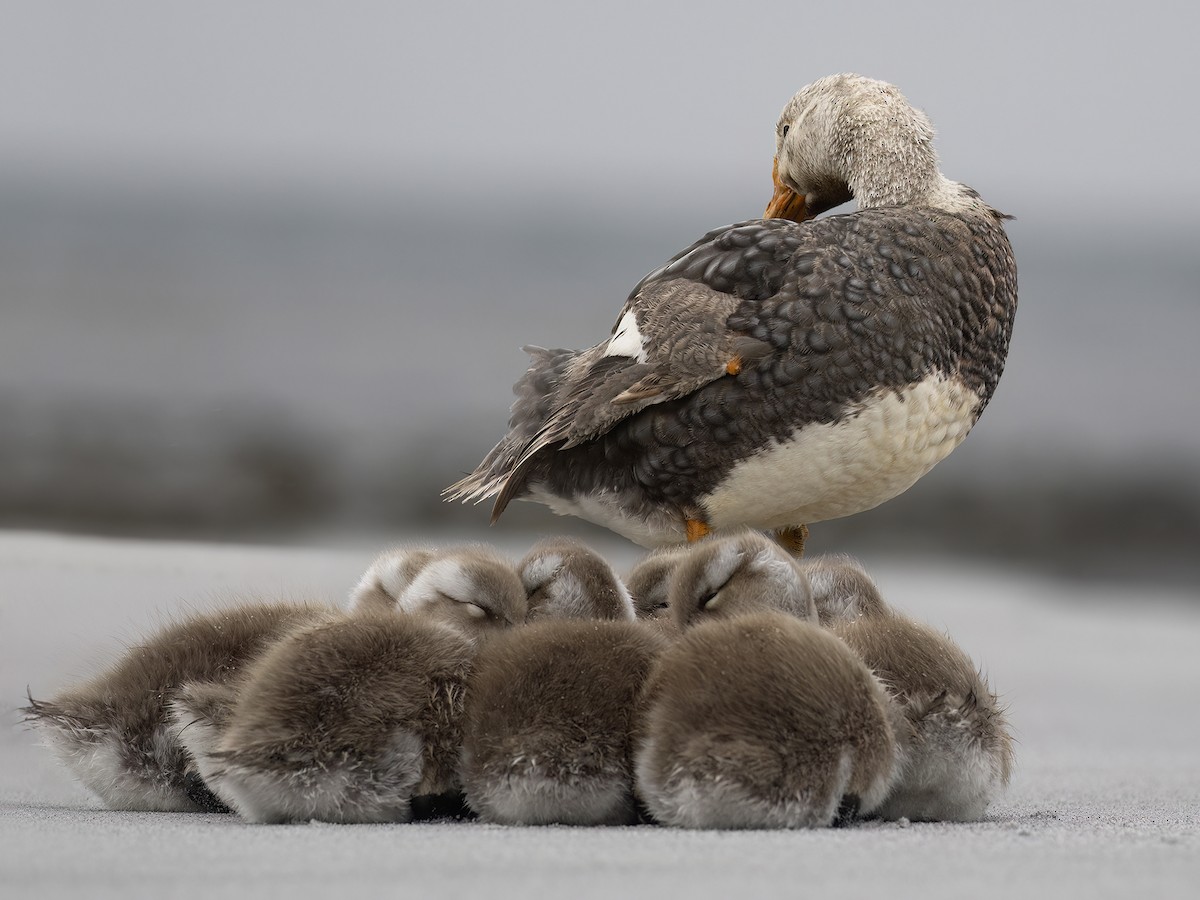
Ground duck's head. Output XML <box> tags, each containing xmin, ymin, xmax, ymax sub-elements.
<box><xmin>766</xmin><ymin>73</ymin><xmax>941</xmax><ymax>221</ymax></box>
<box><xmin>518</xmin><ymin>537</ymin><xmax>635</xmax><ymax>621</ymax></box>
<box><xmin>668</xmin><ymin>531</ymin><xmax>816</xmax><ymax>629</ymax></box>
<box><xmin>350</xmin><ymin>545</ymin><xmax>527</xmax><ymax>634</ymax></box>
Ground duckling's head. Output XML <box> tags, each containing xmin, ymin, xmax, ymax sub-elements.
<box><xmin>767</xmin><ymin>73</ymin><xmax>942</xmax><ymax>220</ymax></box>
<box><xmin>518</xmin><ymin>537</ymin><xmax>634</xmax><ymax>621</ymax></box>
<box><xmin>626</xmin><ymin>545</ymin><xmax>693</xmax><ymax>622</ymax></box>
<box><xmin>349</xmin><ymin>545</ymin><xmax>526</xmax><ymax>635</ymax></box>
<box><xmin>798</xmin><ymin>554</ymin><xmax>891</xmax><ymax>625</ymax></box>
<box><xmin>668</xmin><ymin>531</ymin><xmax>815</xmax><ymax>630</ymax></box>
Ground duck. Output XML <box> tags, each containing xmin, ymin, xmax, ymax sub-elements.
<box><xmin>805</xmin><ymin>554</ymin><xmax>1013</xmax><ymax>821</ymax></box>
<box><xmin>23</xmin><ymin>602</ymin><xmax>331</xmax><ymax>812</ymax></box>
<box><xmin>445</xmin><ymin>74</ymin><xmax>1017</xmax><ymax>555</ymax></box>
<box><xmin>182</xmin><ymin>547</ymin><xmax>528</xmax><ymax>824</ymax></box>
<box><xmin>348</xmin><ymin>543</ymin><xmax>527</xmax><ymax>631</ymax></box>
<box><xmin>461</xmin><ymin>539</ymin><xmax>664</xmax><ymax>825</ymax></box>
<box><xmin>634</xmin><ymin>531</ymin><xmax>898</xmax><ymax>828</ymax></box>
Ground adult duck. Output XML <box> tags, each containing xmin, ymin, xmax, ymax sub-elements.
<box><xmin>446</xmin><ymin>74</ymin><xmax>1016</xmax><ymax>552</ymax></box>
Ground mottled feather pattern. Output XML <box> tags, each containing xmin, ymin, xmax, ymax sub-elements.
<box><xmin>456</xmin><ymin>203</ymin><xmax>1014</xmax><ymax>523</ymax></box>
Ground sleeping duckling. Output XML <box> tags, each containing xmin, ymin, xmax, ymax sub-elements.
<box><xmin>462</xmin><ymin>540</ymin><xmax>664</xmax><ymax>825</ymax></box>
<box><xmin>349</xmin><ymin>543</ymin><xmax>527</xmax><ymax>633</ymax></box>
<box><xmin>635</xmin><ymin>531</ymin><xmax>898</xmax><ymax>829</ymax></box>
<box><xmin>23</xmin><ymin>602</ymin><xmax>331</xmax><ymax>812</ymax></box>
<box><xmin>193</xmin><ymin>549</ymin><xmax>526</xmax><ymax>824</ymax></box>
<box><xmin>519</xmin><ymin>537</ymin><xmax>635</xmax><ymax>621</ymax></box>
<box><xmin>198</xmin><ymin>612</ymin><xmax>474</xmax><ymax>824</ymax></box>
<box><xmin>625</xmin><ymin>545</ymin><xmax>693</xmax><ymax>634</ymax></box>
<box><xmin>805</xmin><ymin>555</ymin><xmax>1013</xmax><ymax>822</ymax></box>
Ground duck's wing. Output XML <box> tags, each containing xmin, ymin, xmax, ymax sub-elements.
<box><xmin>462</xmin><ymin>220</ymin><xmax>804</xmax><ymax>514</ymax></box>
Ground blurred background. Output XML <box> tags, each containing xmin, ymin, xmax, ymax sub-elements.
<box><xmin>2</xmin><ymin>1</ymin><xmax>1197</xmax><ymax>587</ymax></box>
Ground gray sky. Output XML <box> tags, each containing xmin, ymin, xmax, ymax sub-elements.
<box><xmin>3</xmin><ymin>1</ymin><xmax>1197</xmax><ymax>219</ymax></box>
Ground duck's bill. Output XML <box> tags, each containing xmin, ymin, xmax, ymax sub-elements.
<box><xmin>764</xmin><ymin>157</ymin><xmax>810</xmax><ymax>221</ymax></box>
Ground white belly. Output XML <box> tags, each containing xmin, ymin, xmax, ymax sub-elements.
<box><xmin>702</xmin><ymin>374</ymin><xmax>980</xmax><ymax>529</ymax></box>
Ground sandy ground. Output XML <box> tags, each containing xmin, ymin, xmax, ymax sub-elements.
<box><xmin>1</xmin><ymin>530</ymin><xmax>1197</xmax><ymax>899</ymax></box>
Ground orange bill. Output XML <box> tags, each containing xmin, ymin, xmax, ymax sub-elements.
<box><xmin>764</xmin><ymin>157</ymin><xmax>809</xmax><ymax>222</ymax></box>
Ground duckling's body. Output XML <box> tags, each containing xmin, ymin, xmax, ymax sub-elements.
<box><xmin>24</xmin><ymin>602</ymin><xmax>329</xmax><ymax>811</ymax></box>
<box><xmin>804</xmin><ymin>555</ymin><xmax>1013</xmax><ymax>821</ymax></box>
<box><xmin>462</xmin><ymin>619</ymin><xmax>665</xmax><ymax>825</ymax></box>
<box><xmin>199</xmin><ymin>612</ymin><xmax>474</xmax><ymax>824</ymax></box>
<box><xmin>462</xmin><ymin>540</ymin><xmax>662</xmax><ymax>825</ymax></box>
<box><xmin>634</xmin><ymin>532</ymin><xmax>897</xmax><ymax>828</ymax></box>
<box><xmin>637</xmin><ymin>613</ymin><xmax>896</xmax><ymax>828</ymax></box>
<box><xmin>190</xmin><ymin>548</ymin><xmax>527</xmax><ymax>824</ymax></box>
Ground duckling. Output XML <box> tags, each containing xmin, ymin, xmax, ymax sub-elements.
<box><xmin>635</xmin><ymin>531</ymin><xmax>898</xmax><ymax>828</ymax></box>
<box><xmin>807</xmin><ymin>555</ymin><xmax>1013</xmax><ymax>822</ymax></box>
<box><xmin>518</xmin><ymin>537</ymin><xmax>634</xmax><ymax>621</ymax></box>
<box><xmin>797</xmin><ymin>552</ymin><xmax>890</xmax><ymax>624</ymax></box>
<box><xmin>198</xmin><ymin>612</ymin><xmax>475</xmax><ymax>824</ymax></box>
<box><xmin>625</xmin><ymin>544</ymin><xmax>693</xmax><ymax>632</ymax></box>
<box><xmin>23</xmin><ymin>602</ymin><xmax>330</xmax><ymax>812</ymax></box>
<box><xmin>197</xmin><ymin>551</ymin><xmax>527</xmax><ymax>824</ymax></box>
<box><xmin>348</xmin><ymin>543</ymin><xmax>526</xmax><ymax>633</ymax></box>
<box><xmin>461</xmin><ymin>540</ymin><xmax>664</xmax><ymax>825</ymax></box>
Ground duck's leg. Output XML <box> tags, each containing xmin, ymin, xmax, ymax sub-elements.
<box><xmin>685</xmin><ymin>519</ymin><xmax>711</xmax><ymax>543</ymax></box>
<box><xmin>775</xmin><ymin>524</ymin><xmax>810</xmax><ymax>557</ymax></box>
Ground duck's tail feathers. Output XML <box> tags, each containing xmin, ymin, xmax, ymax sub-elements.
<box><xmin>442</xmin><ymin>346</ymin><xmax>579</xmax><ymax>511</ymax></box>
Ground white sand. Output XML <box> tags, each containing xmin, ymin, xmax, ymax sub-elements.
<box><xmin>2</xmin><ymin>531</ymin><xmax>1197</xmax><ymax>899</ymax></box>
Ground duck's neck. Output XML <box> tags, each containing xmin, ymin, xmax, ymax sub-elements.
<box><xmin>835</xmin><ymin>105</ymin><xmax>983</xmax><ymax>215</ymax></box>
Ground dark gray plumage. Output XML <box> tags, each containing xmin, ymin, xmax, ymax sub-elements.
<box><xmin>445</xmin><ymin>74</ymin><xmax>1017</xmax><ymax>548</ymax></box>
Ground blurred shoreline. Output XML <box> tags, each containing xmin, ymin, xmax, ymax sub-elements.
<box><xmin>3</xmin><ymin>179</ymin><xmax>1197</xmax><ymax>589</ymax></box>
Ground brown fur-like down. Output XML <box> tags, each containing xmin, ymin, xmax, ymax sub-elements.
<box><xmin>636</xmin><ymin>613</ymin><xmax>897</xmax><ymax>828</ymax></box>
<box><xmin>797</xmin><ymin>553</ymin><xmax>890</xmax><ymax>624</ymax></box>
<box><xmin>347</xmin><ymin>544</ymin><xmax>526</xmax><ymax>634</ymax></box>
<box><xmin>669</xmin><ymin>530</ymin><xmax>817</xmax><ymax>630</ymax></box>
<box><xmin>23</xmin><ymin>602</ymin><xmax>330</xmax><ymax>811</ymax></box>
<box><xmin>462</xmin><ymin>620</ymin><xmax>667</xmax><ymax>825</ymax></box>
<box><xmin>201</xmin><ymin>612</ymin><xmax>475</xmax><ymax>824</ymax></box>
<box><xmin>518</xmin><ymin>537</ymin><xmax>635</xmax><ymax>622</ymax></box>
<box><xmin>832</xmin><ymin>610</ymin><xmax>1014</xmax><ymax>822</ymax></box>
<box><xmin>625</xmin><ymin>545</ymin><xmax>693</xmax><ymax>636</ymax></box>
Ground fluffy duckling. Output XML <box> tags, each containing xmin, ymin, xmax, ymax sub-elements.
<box><xmin>23</xmin><ymin>602</ymin><xmax>330</xmax><ymax>812</ymax></box>
<box><xmin>462</xmin><ymin>540</ymin><xmax>664</xmax><ymax>825</ymax></box>
<box><xmin>191</xmin><ymin>548</ymin><xmax>527</xmax><ymax>824</ymax></box>
<box><xmin>806</xmin><ymin>555</ymin><xmax>1013</xmax><ymax>822</ymax></box>
<box><xmin>349</xmin><ymin>543</ymin><xmax>526</xmax><ymax>633</ymax></box>
<box><xmin>625</xmin><ymin>545</ymin><xmax>693</xmax><ymax>633</ymax></box>
<box><xmin>519</xmin><ymin>537</ymin><xmax>635</xmax><ymax>621</ymax></box>
<box><xmin>635</xmin><ymin>531</ymin><xmax>898</xmax><ymax>828</ymax></box>
<box><xmin>197</xmin><ymin>612</ymin><xmax>475</xmax><ymax>824</ymax></box>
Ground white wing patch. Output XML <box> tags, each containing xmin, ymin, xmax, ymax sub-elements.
<box><xmin>604</xmin><ymin>311</ymin><xmax>648</xmax><ymax>363</ymax></box>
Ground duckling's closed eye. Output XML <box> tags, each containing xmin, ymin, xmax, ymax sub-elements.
<box><xmin>438</xmin><ymin>590</ymin><xmax>489</xmax><ymax>619</ymax></box>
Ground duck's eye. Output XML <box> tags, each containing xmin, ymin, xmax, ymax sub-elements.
<box><xmin>781</xmin><ymin>124</ymin><xmax>790</xmax><ymax>138</ymax></box>
<box><xmin>701</xmin><ymin>589</ymin><xmax>724</xmax><ymax>611</ymax></box>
